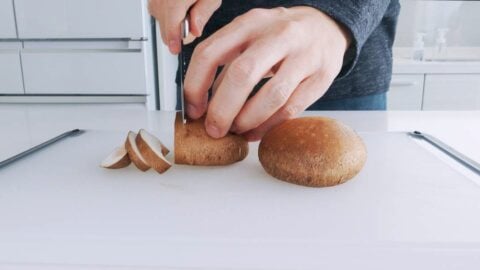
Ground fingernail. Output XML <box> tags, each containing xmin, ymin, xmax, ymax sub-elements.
<box><xmin>187</xmin><ymin>104</ymin><xmax>198</xmax><ymax>117</ymax></box>
<box><xmin>169</xmin><ymin>39</ymin><xmax>179</xmax><ymax>53</ymax></box>
<box><xmin>206</xmin><ymin>123</ymin><xmax>221</xmax><ymax>138</ymax></box>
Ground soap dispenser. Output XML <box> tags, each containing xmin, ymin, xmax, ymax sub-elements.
<box><xmin>434</xmin><ymin>28</ymin><xmax>449</xmax><ymax>60</ymax></box>
<box><xmin>413</xmin><ymin>32</ymin><xmax>426</xmax><ymax>61</ymax></box>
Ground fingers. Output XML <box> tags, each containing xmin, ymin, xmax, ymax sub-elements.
<box><xmin>231</xmin><ymin>56</ymin><xmax>311</xmax><ymax>134</ymax></box>
<box><xmin>162</xmin><ymin>0</ymin><xmax>189</xmax><ymax>54</ymax></box>
<box><xmin>149</xmin><ymin>0</ymin><xmax>195</xmax><ymax>54</ymax></box>
<box><xmin>243</xmin><ymin>70</ymin><xmax>335</xmax><ymax>141</ymax></box>
<box><xmin>204</xmin><ymin>36</ymin><xmax>290</xmax><ymax>138</ymax></box>
<box><xmin>189</xmin><ymin>0</ymin><xmax>222</xmax><ymax>37</ymax></box>
<box><xmin>212</xmin><ymin>64</ymin><xmax>228</xmax><ymax>96</ymax></box>
<box><xmin>184</xmin><ymin>15</ymin><xmax>264</xmax><ymax>119</ymax></box>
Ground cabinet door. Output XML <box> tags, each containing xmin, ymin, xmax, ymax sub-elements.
<box><xmin>22</xmin><ymin>49</ymin><xmax>147</xmax><ymax>95</ymax></box>
<box><xmin>423</xmin><ymin>75</ymin><xmax>480</xmax><ymax>110</ymax></box>
<box><xmin>0</xmin><ymin>0</ymin><xmax>17</xmax><ymax>38</ymax></box>
<box><xmin>15</xmin><ymin>0</ymin><xmax>145</xmax><ymax>39</ymax></box>
<box><xmin>0</xmin><ymin>46</ymin><xmax>24</xmax><ymax>94</ymax></box>
<box><xmin>387</xmin><ymin>75</ymin><xmax>425</xmax><ymax>110</ymax></box>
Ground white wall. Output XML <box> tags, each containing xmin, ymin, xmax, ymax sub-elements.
<box><xmin>156</xmin><ymin>22</ymin><xmax>178</xmax><ymax>111</ymax></box>
<box><xmin>395</xmin><ymin>0</ymin><xmax>480</xmax><ymax>47</ymax></box>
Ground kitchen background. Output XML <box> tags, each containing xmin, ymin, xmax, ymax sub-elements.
<box><xmin>0</xmin><ymin>0</ymin><xmax>479</xmax><ymax>111</ymax></box>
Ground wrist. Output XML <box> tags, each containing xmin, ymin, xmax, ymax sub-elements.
<box><xmin>290</xmin><ymin>6</ymin><xmax>352</xmax><ymax>53</ymax></box>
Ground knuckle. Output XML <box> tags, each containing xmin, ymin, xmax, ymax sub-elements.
<box><xmin>318</xmin><ymin>67</ymin><xmax>336</xmax><ymax>83</ymax></box>
<box><xmin>227</xmin><ymin>58</ymin><xmax>256</xmax><ymax>86</ymax></box>
<box><xmin>273</xmin><ymin>7</ymin><xmax>289</xmax><ymax>16</ymax></box>
<box><xmin>232</xmin><ymin>13</ymin><xmax>249</xmax><ymax>28</ymax></box>
<box><xmin>266</xmin><ymin>82</ymin><xmax>291</xmax><ymax>109</ymax></box>
<box><xmin>281</xmin><ymin>20</ymin><xmax>303</xmax><ymax>37</ymax></box>
<box><xmin>246</xmin><ymin>8</ymin><xmax>268</xmax><ymax>18</ymax></box>
<box><xmin>279</xmin><ymin>104</ymin><xmax>300</xmax><ymax>119</ymax></box>
<box><xmin>194</xmin><ymin>40</ymin><xmax>215</xmax><ymax>62</ymax></box>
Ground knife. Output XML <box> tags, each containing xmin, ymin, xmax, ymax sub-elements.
<box><xmin>0</xmin><ymin>129</ymin><xmax>84</xmax><ymax>169</ymax></box>
<box><xmin>179</xmin><ymin>17</ymin><xmax>189</xmax><ymax>125</ymax></box>
<box><xmin>409</xmin><ymin>130</ymin><xmax>480</xmax><ymax>175</ymax></box>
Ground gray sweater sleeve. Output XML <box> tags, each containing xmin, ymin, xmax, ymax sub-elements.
<box><xmin>267</xmin><ymin>0</ymin><xmax>392</xmax><ymax>77</ymax></box>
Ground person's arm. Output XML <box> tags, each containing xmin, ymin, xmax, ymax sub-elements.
<box><xmin>269</xmin><ymin>0</ymin><xmax>392</xmax><ymax>77</ymax></box>
<box><xmin>180</xmin><ymin>1</ymin><xmax>394</xmax><ymax>140</ymax></box>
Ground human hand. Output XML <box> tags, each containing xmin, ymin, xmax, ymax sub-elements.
<box><xmin>184</xmin><ymin>6</ymin><xmax>352</xmax><ymax>141</ymax></box>
<box><xmin>149</xmin><ymin>0</ymin><xmax>222</xmax><ymax>54</ymax></box>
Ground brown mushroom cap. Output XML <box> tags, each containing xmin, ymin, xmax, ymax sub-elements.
<box><xmin>258</xmin><ymin>117</ymin><xmax>367</xmax><ymax>187</ymax></box>
<box><xmin>174</xmin><ymin>112</ymin><xmax>249</xmax><ymax>166</ymax></box>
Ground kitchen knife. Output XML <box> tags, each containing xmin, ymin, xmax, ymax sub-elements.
<box><xmin>179</xmin><ymin>17</ymin><xmax>189</xmax><ymax>125</ymax></box>
<box><xmin>0</xmin><ymin>129</ymin><xmax>84</xmax><ymax>169</ymax></box>
<box><xmin>409</xmin><ymin>131</ymin><xmax>480</xmax><ymax>175</ymax></box>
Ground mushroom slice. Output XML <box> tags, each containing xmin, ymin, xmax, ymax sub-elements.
<box><xmin>101</xmin><ymin>146</ymin><xmax>131</xmax><ymax>169</ymax></box>
<box><xmin>136</xmin><ymin>129</ymin><xmax>171</xmax><ymax>174</ymax></box>
<box><xmin>125</xmin><ymin>131</ymin><xmax>150</xmax><ymax>172</ymax></box>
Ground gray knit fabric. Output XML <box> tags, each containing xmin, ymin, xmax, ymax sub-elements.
<box><xmin>179</xmin><ymin>0</ymin><xmax>401</xmax><ymax>102</ymax></box>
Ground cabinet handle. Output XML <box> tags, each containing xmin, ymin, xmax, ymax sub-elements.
<box><xmin>391</xmin><ymin>81</ymin><xmax>417</xmax><ymax>87</ymax></box>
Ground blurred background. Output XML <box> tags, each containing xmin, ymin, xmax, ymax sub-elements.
<box><xmin>0</xmin><ymin>0</ymin><xmax>479</xmax><ymax>111</ymax></box>
<box><xmin>395</xmin><ymin>0</ymin><xmax>480</xmax><ymax>47</ymax></box>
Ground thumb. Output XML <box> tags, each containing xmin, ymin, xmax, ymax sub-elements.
<box><xmin>189</xmin><ymin>0</ymin><xmax>222</xmax><ymax>37</ymax></box>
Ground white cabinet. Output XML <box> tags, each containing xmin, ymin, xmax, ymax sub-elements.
<box><xmin>14</xmin><ymin>0</ymin><xmax>145</xmax><ymax>39</ymax></box>
<box><xmin>423</xmin><ymin>74</ymin><xmax>480</xmax><ymax>110</ymax></box>
<box><xmin>0</xmin><ymin>0</ymin><xmax>17</xmax><ymax>38</ymax></box>
<box><xmin>0</xmin><ymin>42</ymin><xmax>24</xmax><ymax>94</ymax></box>
<box><xmin>387</xmin><ymin>75</ymin><xmax>425</xmax><ymax>110</ymax></box>
<box><xmin>21</xmin><ymin>47</ymin><xmax>147</xmax><ymax>95</ymax></box>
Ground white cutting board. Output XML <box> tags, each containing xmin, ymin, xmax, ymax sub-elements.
<box><xmin>1</xmin><ymin>130</ymin><xmax>480</xmax><ymax>269</ymax></box>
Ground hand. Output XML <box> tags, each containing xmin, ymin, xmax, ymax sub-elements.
<box><xmin>184</xmin><ymin>7</ymin><xmax>352</xmax><ymax>141</ymax></box>
<box><xmin>149</xmin><ymin>0</ymin><xmax>222</xmax><ymax>54</ymax></box>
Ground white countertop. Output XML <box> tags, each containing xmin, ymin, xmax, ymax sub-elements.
<box><xmin>1</xmin><ymin>104</ymin><xmax>480</xmax><ymax>270</ymax></box>
<box><xmin>1</xmin><ymin>104</ymin><xmax>478</xmax><ymax>165</ymax></box>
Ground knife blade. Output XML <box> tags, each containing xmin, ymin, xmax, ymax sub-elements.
<box><xmin>0</xmin><ymin>129</ymin><xmax>84</xmax><ymax>169</ymax></box>
<box><xmin>409</xmin><ymin>130</ymin><xmax>480</xmax><ymax>175</ymax></box>
<box><xmin>180</xmin><ymin>17</ymin><xmax>189</xmax><ymax>125</ymax></box>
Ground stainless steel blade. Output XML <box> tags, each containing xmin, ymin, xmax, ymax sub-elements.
<box><xmin>180</xmin><ymin>18</ymin><xmax>189</xmax><ymax>125</ymax></box>
<box><xmin>409</xmin><ymin>130</ymin><xmax>480</xmax><ymax>175</ymax></box>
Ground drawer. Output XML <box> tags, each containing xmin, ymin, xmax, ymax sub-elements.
<box><xmin>21</xmin><ymin>50</ymin><xmax>147</xmax><ymax>95</ymax></box>
<box><xmin>0</xmin><ymin>0</ymin><xmax>17</xmax><ymax>38</ymax></box>
<box><xmin>0</xmin><ymin>50</ymin><xmax>24</xmax><ymax>94</ymax></box>
<box><xmin>387</xmin><ymin>75</ymin><xmax>425</xmax><ymax>110</ymax></box>
<box><xmin>15</xmin><ymin>0</ymin><xmax>145</xmax><ymax>39</ymax></box>
<box><xmin>423</xmin><ymin>74</ymin><xmax>480</xmax><ymax>110</ymax></box>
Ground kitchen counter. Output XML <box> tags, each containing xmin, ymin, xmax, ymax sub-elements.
<box><xmin>393</xmin><ymin>47</ymin><xmax>480</xmax><ymax>74</ymax></box>
<box><xmin>1</xmin><ymin>104</ymin><xmax>480</xmax><ymax>270</ymax></box>
<box><xmin>1</xmin><ymin>104</ymin><xmax>478</xmax><ymax>164</ymax></box>
<box><xmin>393</xmin><ymin>57</ymin><xmax>480</xmax><ymax>74</ymax></box>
